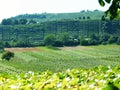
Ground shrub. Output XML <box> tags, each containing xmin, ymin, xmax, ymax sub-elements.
<box><xmin>54</xmin><ymin>40</ymin><xmax>63</xmax><ymax>47</ymax></box>
<box><xmin>0</xmin><ymin>41</ymin><xmax>4</xmax><ymax>53</ymax></box>
<box><xmin>80</xmin><ymin>38</ymin><xmax>89</xmax><ymax>46</ymax></box>
<box><xmin>2</xmin><ymin>51</ymin><xmax>14</xmax><ymax>61</ymax></box>
<box><xmin>60</xmin><ymin>32</ymin><xmax>70</xmax><ymax>45</ymax></box>
<box><xmin>117</xmin><ymin>37</ymin><xmax>120</xmax><ymax>45</ymax></box>
<box><xmin>64</xmin><ymin>39</ymin><xmax>79</xmax><ymax>46</ymax></box>
<box><xmin>88</xmin><ymin>39</ymin><xmax>99</xmax><ymax>45</ymax></box>
<box><xmin>90</xmin><ymin>34</ymin><xmax>100</xmax><ymax>41</ymax></box>
<box><xmin>44</xmin><ymin>34</ymin><xmax>56</xmax><ymax>46</ymax></box>
<box><xmin>107</xmin><ymin>36</ymin><xmax>116</xmax><ymax>44</ymax></box>
<box><xmin>100</xmin><ymin>34</ymin><xmax>110</xmax><ymax>43</ymax></box>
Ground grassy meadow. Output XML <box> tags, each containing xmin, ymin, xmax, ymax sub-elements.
<box><xmin>0</xmin><ymin>45</ymin><xmax>120</xmax><ymax>73</ymax></box>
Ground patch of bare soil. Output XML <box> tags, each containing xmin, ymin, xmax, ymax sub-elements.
<box><xmin>4</xmin><ymin>47</ymin><xmax>41</xmax><ymax>52</ymax></box>
<box><xmin>59</xmin><ymin>46</ymin><xmax>92</xmax><ymax>50</ymax></box>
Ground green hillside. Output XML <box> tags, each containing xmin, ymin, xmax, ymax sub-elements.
<box><xmin>0</xmin><ymin>10</ymin><xmax>120</xmax><ymax>47</ymax></box>
<box><xmin>9</xmin><ymin>10</ymin><xmax>104</xmax><ymax>23</ymax></box>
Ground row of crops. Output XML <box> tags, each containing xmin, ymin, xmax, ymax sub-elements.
<box><xmin>0</xmin><ymin>66</ymin><xmax>120</xmax><ymax>89</ymax></box>
<box><xmin>1</xmin><ymin>45</ymin><xmax>120</xmax><ymax>72</ymax></box>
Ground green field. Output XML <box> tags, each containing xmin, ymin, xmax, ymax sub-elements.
<box><xmin>0</xmin><ymin>45</ymin><xmax>120</xmax><ymax>73</ymax></box>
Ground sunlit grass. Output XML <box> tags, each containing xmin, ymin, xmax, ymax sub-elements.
<box><xmin>0</xmin><ymin>45</ymin><xmax>120</xmax><ymax>73</ymax></box>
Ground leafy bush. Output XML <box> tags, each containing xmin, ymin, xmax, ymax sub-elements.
<box><xmin>54</xmin><ymin>40</ymin><xmax>63</xmax><ymax>47</ymax></box>
<box><xmin>90</xmin><ymin>34</ymin><xmax>100</xmax><ymax>41</ymax></box>
<box><xmin>0</xmin><ymin>41</ymin><xmax>4</xmax><ymax>53</ymax></box>
<box><xmin>44</xmin><ymin>34</ymin><xmax>56</xmax><ymax>46</ymax></box>
<box><xmin>100</xmin><ymin>34</ymin><xmax>110</xmax><ymax>43</ymax></box>
<box><xmin>60</xmin><ymin>32</ymin><xmax>70</xmax><ymax>45</ymax></box>
<box><xmin>79</xmin><ymin>37</ymin><xmax>89</xmax><ymax>46</ymax></box>
<box><xmin>117</xmin><ymin>37</ymin><xmax>120</xmax><ymax>45</ymax></box>
<box><xmin>107</xmin><ymin>36</ymin><xmax>116</xmax><ymax>44</ymax></box>
<box><xmin>64</xmin><ymin>40</ymin><xmax>79</xmax><ymax>46</ymax></box>
<box><xmin>2</xmin><ymin>51</ymin><xmax>14</xmax><ymax>61</ymax></box>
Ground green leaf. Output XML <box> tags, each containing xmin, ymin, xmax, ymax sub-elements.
<box><xmin>105</xmin><ymin>0</ymin><xmax>111</xmax><ymax>3</ymax></box>
<box><xmin>103</xmin><ymin>83</ymin><xmax>119</xmax><ymax>90</ymax></box>
<box><xmin>99</xmin><ymin>0</ymin><xmax>105</xmax><ymax>7</ymax></box>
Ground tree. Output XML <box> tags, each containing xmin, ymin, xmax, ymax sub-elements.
<box><xmin>79</xmin><ymin>17</ymin><xmax>81</xmax><ymax>19</ymax></box>
<box><xmin>1</xmin><ymin>19</ymin><xmax>13</xmax><ymax>25</ymax></box>
<box><xmin>19</xmin><ymin>19</ymin><xmax>27</xmax><ymax>25</ymax></box>
<box><xmin>13</xmin><ymin>19</ymin><xmax>19</xmax><ymax>25</ymax></box>
<box><xmin>98</xmin><ymin>0</ymin><xmax>120</xmax><ymax>19</ymax></box>
<box><xmin>117</xmin><ymin>37</ymin><xmax>120</xmax><ymax>45</ymax></box>
<box><xmin>28</xmin><ymin>19</ymin><xmax>37</xmax><ymax>24</ymax></box>
<box><xmin>0</xmin><ymin>41</ymin><xmax>4</xmax><ymax>52</ymax></box>
<box><xmin>83</xmin><ymin>16</ymin><xmax>85</xmax><ymax>19</ymax></box>
<box><xmin>2</xmin><ymin>51</ymin><xmax>14</xmax><ymax>61</ymax></box>
<box><xmin>87</xmin><ymin>16</ymin><xmax>91</xmax><ymax>19</ymax></box>
<box><xmin>44</xmin><ymin>34</ymin><xmax>56</xmax><ymax>46</ymax></box>
<box><xmin>60</xmin><ymin>33</ymin><xmax>70</xmax><ymax>45</ymax></box>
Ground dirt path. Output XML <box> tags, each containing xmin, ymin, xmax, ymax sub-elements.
<box><xmin>5</xmin><ymin>47</ymin><xmax>41</xmax><ymax>52</ymax></box>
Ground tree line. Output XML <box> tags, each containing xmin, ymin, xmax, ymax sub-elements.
<box><xmin>44</xmin><ymin>33</ymin><xmax>120</xmax><ymax>47</ymax></box>
<box><xmin>0</xmin><ymin>19</ymin><xmax>120</xmax><ymax>48</ymax></box>
<box><xmin>1</xmin><ymin>18</ymin><xmax>37</xmax><ymax>25</ymax></box>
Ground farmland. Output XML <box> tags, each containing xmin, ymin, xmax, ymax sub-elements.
<box><xmin>0</xmin><ymin>45</ymin><xmax>120</xmax><ymax>73</ymax></box>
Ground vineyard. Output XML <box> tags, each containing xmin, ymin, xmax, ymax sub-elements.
<box><xmin>0</xmin><ymin>7</ymin><xmax>120</xmax><ymax>90</ymax></box>
<box><xmin>0</xmin><ymin>19</ymin><xmax>120</xmax><ymax>46</ymax></box>
<box><xmin>0</xmin><ymin>45</ymin><xmax>120</xmax><ymax>72</ymax></box>
<box><xmin>0</xmin><ymin>66</ymin><xmax>120</xmax><ymax>89</ymax></box>
<box><xmin>0</xmin><ymin>45</ymin><xmax>120</xmax><ymax>89</ymax></box>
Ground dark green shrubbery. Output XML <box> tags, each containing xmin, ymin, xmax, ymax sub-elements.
<box><xmin>107</xmin><ymin>36</ymin><xmax>117</xmax><ymax>44</ymax></box>
<box><xmin>44</xmin><ymin>34</ymin><xmax>56</xmax><ymax>46</ymax></box>
<box><xmin>117</xmin><ymin>37</ymin><xmax>120</xmax><ymax>45</ymax></box>
<box><xmin>54</xmin><ymin>40</ymin><xmax>63</xmax><ymax>47</ymax></box>
<box><xmin>43</xmin><ymin>33</ymin><xmax>120</xmax><ymax>47</ymax></box>
<box><xmin>1</xmin><ymin>33</ymin><xmax>119</xmax><ymax>48</ymax></box>
<box><xmin>0</xmin><ymin>41</ymin><xmax>4</xmax><ymax>53</ymax></box>
<box><xmin>80</xmin><ymin>37</ymin><xmax>89</xmax><ymax>46</ymax></box>
<box><xmin>2</xmin><ymin>51</ymin><xmax>14</xmax><ymax>61</ymax></box>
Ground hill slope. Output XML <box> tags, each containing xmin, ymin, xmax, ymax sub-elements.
<box><xmin>9</xmin><ymin>10</ymin><xmax>104</xmax><ymax>23</ymax></box>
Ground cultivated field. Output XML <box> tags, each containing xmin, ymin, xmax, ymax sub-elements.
<box><xmin>0</xmin><ymin>45</ymin><xmax>120</xmax><ymax>73</ymax></box>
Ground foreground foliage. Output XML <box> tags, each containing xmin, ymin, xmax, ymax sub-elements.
<box><xmin>0</xmin><ymin>66</ymin><xmax>120</xmax><ymax>90</ymax></box>
<box><xmin>99</xmin><ymin>0</ymin><xmax>120</xmax><ymax>20</ymax></box>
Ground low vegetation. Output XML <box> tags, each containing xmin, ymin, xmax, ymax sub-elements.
<box><xmin>44</xmin><ymin>33</ymin><xmax>120</xmax><ymax>47</ymax></box>
<box><xmin>0</xmin><ymin>45</ymin><xmax>120</xmax><ymax>72</ymax></box>
<box><xmin>0</xmin><ymin>66</ymin><xmax>120</xmax><ymax>90</ymax></box>
<box><xmin>1</xmin><ymin>51</ymin><xmax>14</xmax><ymax>61</ymax></box>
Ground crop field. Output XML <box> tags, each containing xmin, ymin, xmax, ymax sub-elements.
<box><xmin>0</xmin><ymin>45</ymin><xmax>120</xmax><ymax>73</ymax></box>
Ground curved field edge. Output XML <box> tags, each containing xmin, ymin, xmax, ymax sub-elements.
<box><xmin>0</xmin><ymin>66</ymin><xmax>120</xmax><ymax>90</ymax></box>
<box><xmin>0</xmin><ymin>45</ymin><xmax>120</xmax><ymax>72</ymax></box>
